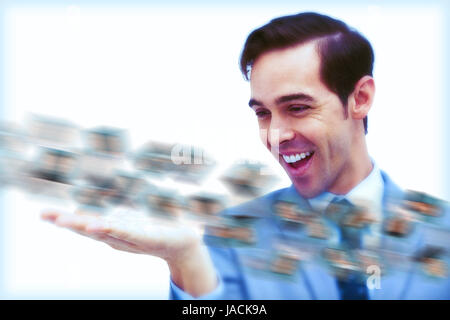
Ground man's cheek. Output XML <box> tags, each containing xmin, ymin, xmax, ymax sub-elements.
<box><xmin>259</xmin><ymin>128</ymin><xmax>280</xmax><ymax>159</ymax></box>
<box><xmin>258</xmin><ymin>128</ymin><xmax>268</xmax><ymax>147</ymax></box>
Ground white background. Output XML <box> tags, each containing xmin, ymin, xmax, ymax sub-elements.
<box><xmin>1</xmin><ymin>3</ymin><xmax>446</xmax><ymax>298</ymax></box>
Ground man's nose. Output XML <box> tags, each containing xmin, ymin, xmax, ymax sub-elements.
<box><xmin>267</xmin><ymin>117</ymin><xmax>295</xmax><ymax>148</ymax></box>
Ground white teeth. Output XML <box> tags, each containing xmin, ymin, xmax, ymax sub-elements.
<box><xmin>282</xmin><ymin>152</ymin><xmax>313</xmax><ymax>163</ymax></box>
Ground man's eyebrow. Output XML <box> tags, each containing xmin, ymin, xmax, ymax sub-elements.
<box><xmin>275</xmin><ymin>93</ymin><xmax>315</xmax><ymax>105</ymax></box>
<box><xmin>249</xmin><ymin>93</ymin><xmax>315</xmax><ymax>108</ymax></box>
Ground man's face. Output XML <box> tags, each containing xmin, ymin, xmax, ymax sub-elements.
<box><xmin>249</xmin><ymin>41</ymin><xmax>355</xmax><ymax>198</ymax></box>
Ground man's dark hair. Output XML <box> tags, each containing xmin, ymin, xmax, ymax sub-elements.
<box><xmin>240</xmin><ymin>12</ymin><xmax>374</xmax><ymax>134</ymax></box>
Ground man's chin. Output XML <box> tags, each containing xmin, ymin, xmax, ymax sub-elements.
<box><xmin>278</xmin><ymin>159</ymin><xmax>324</xmax><ymax>198</ymax></box>
<box><xmin>291</xmin><ymin>179</ymin><xmax>323</xmax><ymax>199</ymax></box>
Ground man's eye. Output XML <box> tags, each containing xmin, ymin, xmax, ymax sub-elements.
<box><xmin>289</xmin><ymin>105</ymin><xmax>310</xmax><ymax>113</ymax></box>
<box><xmin>255</xmin><ymin>110</ymin><xmax>270</xmax><ymax>118</ymax></box>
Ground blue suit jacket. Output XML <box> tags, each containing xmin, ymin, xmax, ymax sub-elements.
<box><xmin>171</xmin><ymin>171</ymin><xmax>450</xmax><ymax>299</ymax></box>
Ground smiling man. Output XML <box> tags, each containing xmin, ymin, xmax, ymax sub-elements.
<box><xmin>170</xmin><ymin>11</ymin><xmax>450</xmax><ymax>300</ymax></box>
<box><xmin>42</xmin><ymin>11</ymin><xmax>449</xmax><ymax>300</ymax></box>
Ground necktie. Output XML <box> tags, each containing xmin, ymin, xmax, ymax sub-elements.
<box><xmin>326</xmin><ymin>197</ymin><xmax>369</xmax><ymax>300</ymax></box>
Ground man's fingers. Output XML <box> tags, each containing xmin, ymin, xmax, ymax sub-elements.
<box><xmin>41</xmin><ymin>209</ymin><xmax>145</xmax><ymax>254</ymax></box>
<box><xmin>61</xmin><ymin>221</ymin><xmax>140</xmax><ymax>250</ymax></box>
<box><xmin>40</xmin><ymin>209</ymin><xmax>97</xmax><ymax>224</ymax></box>
<box><xmin>54</xmin><ymin>212</ymin><xmax>100</xmax><ymax>233</ymax></box>
<box><xmin>88</xmin><ymin>218</ymin><xmax>142</xmax><ymax>243</ymax></box>
<box><xmin>84</xmin><ymin>219</ymin><xmax>144</xmax><ymax>246</ymax></box>
<box><xmin>85</xmin><ymin>220</ymin><xmax>111</xmax><ymax>234</ymax></box>
<box><xmin>43</xmin><ymin>209</ymin><xmax>133</xmax><ymax>242</ymax></box>
<box><xmin>40</xmin><ymin>211</ymin><xmax>62</xmax><ymax>222</ymax></box>
<box><xmin>101</xmin><ymin>235</ymin><xmax>142</xmax><ymax>254</ymax></box>
<box><xmin>75</xmin><ymin>228</ymin><xmax>137</xmax><ymax>247</ymax></box>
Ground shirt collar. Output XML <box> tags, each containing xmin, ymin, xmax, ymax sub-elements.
<box><xmin>308</xmin><ymin>161</ymin><xmax>384</xmax><ymax>214</ymax></box>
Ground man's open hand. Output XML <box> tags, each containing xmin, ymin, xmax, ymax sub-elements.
<box><xmin>41</xmin><ymin>209</ymin><xmax>218</xmax><ymax>297</ymax></box>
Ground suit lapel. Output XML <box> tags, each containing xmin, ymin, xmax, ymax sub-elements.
<box><xmin>370</xmin><ymin>171</ymin><xmax>420</xmax><ymax>299</ymax></box>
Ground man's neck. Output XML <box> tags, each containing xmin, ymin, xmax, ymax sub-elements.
<box><xmin>328</xmin><ymin>140</ymin><xmax>373</xmax><ymax>196</ymax></box>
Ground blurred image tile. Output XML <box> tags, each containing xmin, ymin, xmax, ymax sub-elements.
<box><xmin>0</xmin><ymin>123</ymin><xmax>30</xmax><ymax>186</ymax></box>
<box><xmin>0</xmin><ymin>156</ymin><xmax>26</xmax><ymax>188</ymax></box>
<box><xmin>341</xmin><ymin>205</ymin><xmax>378</xmax><ymax>229</ymax></box>
<box><xmin>204</xmin><ymin>214</ymin><xmax>258</xmax><ymax>247</ymax></box>
<box><xmin>241</xmin><ymin>247</ymin><xmax>301</xmax><ymax>281</ymax></box>
<box><xmin>143</xmin><ymin>187</ymin><xmax>185</xmax><ymax>219</ymax></box>
<box><xmin>27</xmin><ymin>114</ymin><xmax>80</xmax><ymax>149</ymax></box>
<box><xmin>269</xmin><ymin>251</ymin><xmax>301</xmax><ymax>277</ymax></box>
<box><xmin>275</xmin><ymin>237</ymin><xmax>320</xmax><ymax>263</ymax></box>
<box><xmin>413</xmin><ymin>245</ymin><xmax>448</xmax><ymax>279</ymax></box>
<box><xmin>0</xmin><ymin>122</ymin><xmax>29</xmax><ymax>155</ymax></box>
<box><xmin>169</xmin><ymin>144</ymin><xmax>216</xmax><ymax>184</ymax></box>
<box><xmin>79</xmin><ymin>151</ymin><xmax>126</xmax><ymax>187</ymax></box>
<box><xmin>84</xmin><ymin>126</ymin><xmax>128</xmax><ymax>157</ymax></box>
<box><xmin>28</xmin><ymin>147</ymin><xmax>78</xmax><ymax>185</ymax></box>
<box><xmin>382</xmin><ymin>201</ymin><xmax>418</xmax><ymax>238</ymax></box>
<box><xmin>105</xmin><ymin>171</ymin><xmax>149</xmax><ymax>207</ymax></box>
<box><xmin>383</xmin><ymin>214</ymin><xmax>415</xmax><ymax>238</ymax></box>
<box><xmin>133</xmin><ymin>141</ymin><xmax>176</xmax><ymax>176</ymax></box>
<box><xmin>321</xmin><ymin>247</ymin><xmax>362</xmax><ymax>280</ymax></box>
<box><xmin>72</xmin><ymin>184</ymin><xmax>113</xmax><ymax>213</ymax></box>
<box><xmin>186</xmin><ymin>192</ymin><xmax>227</xmax><ymax>219</ymax></box>
<box><xmin>354</xmin><ymin>249</ymin><xmax>385</xmax><ymax>276</ymax></box>
<box><xmin>220</xmin><ymin>161</ymin><xmax>278</xmax><ymax>197</ymax></box>
<box><xmin>306</xmin><ymin>217</ymin><xmax>331</xmax><ymax>240</ymax></box>
<box><xmin>272</xmin><ymin>200</ymin><xmax>314</xmax><ymax>225</ymax></box>
<box><xmin>23</xmin><ymin>176</ymin><xmax>75</xmax><ymax>201</ymax></box>
<box><xmin>402</xmin><ymin>190</ymin><xmax>447</xmax><ymax>222</ymax></box>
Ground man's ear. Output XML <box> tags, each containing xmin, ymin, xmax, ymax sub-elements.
<box><xmin>348</xmin><ymin>75</ymin><xmax>375</xmax><ymax>120</ymax></box>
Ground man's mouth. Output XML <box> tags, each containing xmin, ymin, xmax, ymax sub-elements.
<box><xmin>281</xmin><ymin>151</ymin><xmax>314</xmax><ymax>174</ymax></box>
